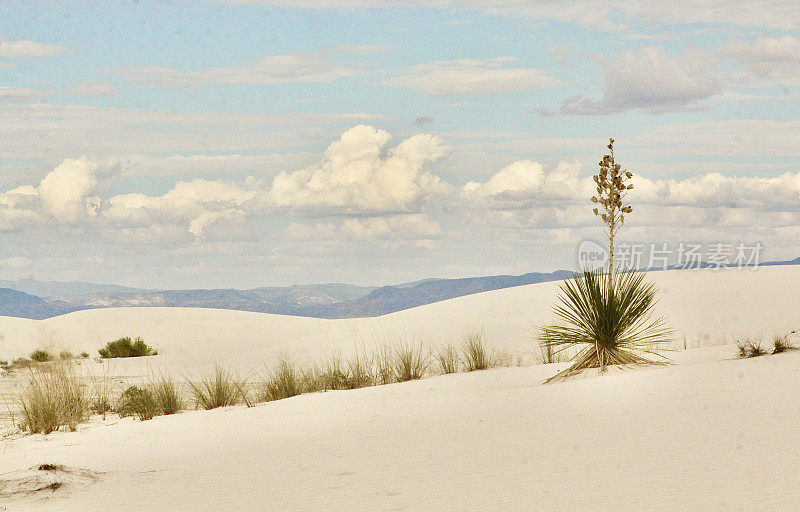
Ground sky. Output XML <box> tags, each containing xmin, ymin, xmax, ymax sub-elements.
<box><xmin>0</xmin><ymin>0</ymin><xmax>799</xmax><ymax>289</ymax></box>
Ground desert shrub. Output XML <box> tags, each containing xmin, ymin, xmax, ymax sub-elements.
<box><xmin>59</xmin><ymin>351</ymin><xmax>73</xmax><ymax>360</ymax></box>
<box><xmin>258</xmin><ymin>360</ymin><xmax>303</xmax><ymax>402</ymax></box>
<box><xmin>540</xmin><ymin>268</ymin><xmax>672</xmax><ymax>382</ymax></box>
<box><xmin>117</xmin><ymin>385</ymin><xmax>158</xmax><ymax>421</ymax></box>
<box><xmin>17</xmin><ymin>364</ymin><xmax>88</xmax><ymax>434</ymax></box>
<box><xmin>772</xmin><ymin>335</ymin><xmax>797</xmax><ymax>354</ymax></box>
<box><xmin>79</xmin><ymin>352</ymin><xmax>90</xmax><ymax>359</ymax></box>
<box><xmin>737</xmin><ymin>339</ymin><xmax>767</xmax><ymax>358</ymax></box>
<box><xmin>436</xmin><ymin>344</ymin><xmax>460</xmax><ymax>374</ymax></box>
<box><xmin>151</xmin><ymin>374</ymin><xmax>183</xmax><ymax>415</ymax></box>
<box><xmin>462</xmin><ymin>331</ymin><xmax>494</xmax><ymax>372</ymax></box>
<box><xmin>98</xmin><ymin>337</ymin><xmax>157</xmax><ymax>358</ymax></box>
<box><xmin>393</xmin><ymin>341</ymin><xmax>430</xmax><ymax>382</ymax></box>
<box><xmin>30</xmin><ymin>350</ymin><xmax>54</xmax><ymax>363</ymax></box>
<box><xmin>186</xmin><ymin>365</ymin><xmax>247</xmax><ymax>410</ymax></box>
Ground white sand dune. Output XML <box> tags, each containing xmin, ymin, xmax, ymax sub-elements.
<box><xmin>1</xmin><ymin>265</ymin><xmax>798</xmax><ymax>369</ymax></box>
<box><xmin>3</xmin><ymin>347</ymin><xmax>800</xmax><ymax>511</ymax></box>
<box><xmin>2</xmin><ymin>266</ymin><xmax>800</xmax><ymax>510</ymax></box>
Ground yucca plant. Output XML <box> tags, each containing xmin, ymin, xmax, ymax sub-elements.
<box><xmin>540</xmin><ymin>138</ymin><xmax>672</xmax><ymax>382</ymax></box>
<box><xmin>540</xmin><ymin>268</ymin><xmax>671</xmax><ymax>382</ymax></box>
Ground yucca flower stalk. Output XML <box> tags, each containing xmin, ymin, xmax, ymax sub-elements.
<box><xmin>591</xmin><ymin>138</ymin><xmax>633</xmax><ymax>276</ymax></box>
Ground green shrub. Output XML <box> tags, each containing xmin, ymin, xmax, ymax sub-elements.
<box><xmin>98</xmin><ymin>337</ymin><xmax>157</xmax><ymax>358</ymax></box>
<box><xmin>117</xmin><ymin>385</ymin><xmax>158</xmax><ymax>421</ymax></box>
<box><xmin>462</xmin><ymin>331</ymin><xmax>493</xmax><ymax>372</ymax></box>
<box><xmin>186</xmin><ymin>365</ymin><xmax>247</xmax><ymax>410</ymax></box>
<box><xmin>436</xmin><ymin>344</ymin><xmax>460</xmax><ymax>374</ymax></box>
<box><xmin>79</xmin><ymin>352</ymin><xmax>90</xmax><ymax>359</ymax></box>
<box><xmin>59</xmin><ymin>351</ymin><xmax>73</xmax><ymax>360</ymax></box>
<box><xmin>17</xmin><ymin>364</ymin><xmax>88</xmax><ymax>434</ymax></box>
<box><xmin>30</xmin><ymin>350</ymin><xmax>54</xmax><ymax>363</ymax></box>
<box><xmin>393</xmin><ymin>341</ymin><xmax>430</xmax><ymax>382</ymax></box>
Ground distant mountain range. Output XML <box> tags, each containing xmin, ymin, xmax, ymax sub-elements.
<box><xmin>0</xmin><ymin>271</ymin><xmax>574</xmax><ymax>320</ymax></box>
<box><xmin>0</xmin><ymin>257</ymin><xmax>796</xmax><ymax>321</ymax></box>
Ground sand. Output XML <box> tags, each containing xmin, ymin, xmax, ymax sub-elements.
<box><xmin>1</xmin><ymin>266</ymin><xmax>799</xmax><ymax>510</ymax></box>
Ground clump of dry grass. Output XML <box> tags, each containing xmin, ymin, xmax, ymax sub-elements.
<box><xmin>345</xmin><ymin>353</ymin><xmax>375</xmax><ymax>389</ymax></box>
<box><xmin>737</xmin><ymin>339</ymin><xmax>767</xmax><ymax>358</ymax></box>
<box><xmin>186</xmin><ymin>365</ymin><xmax>248</xmax><ymax>410</ymax></box>
<box><xmin>373</xmin><ymin>344</ymin><xmax>395</xmax><ymax>385</ymax></box>
<box><xmin>436</xmin><ymin>344</ymin><xmax>460</xmax><ymax>374</ymax></box>
<box><xmin>393</xmin><ymin>340</ymin><xmax>430</xmax><ymax>382</ymax></box>
<box><xmin>151</xmin><ymin>373</ymin><xmax>183</xmax><ymax>415</ymax></box>
<box><xmin>771</xmin><ymin>335</ymin><xmax>797</xmax><ymax>354</ymax></box>
<box><xmin>258</xmin><ymin>359</ymin><xmax>303</xmax><ymax>402</ymax></box>
<box><xmin>16</xmin><ymin>364</ymin><xmax>89</xmax><ymax>434</ymax></box>
<box><xmin>117</xmin><ymin>385</ymin><xmax>158</xmax><ymax>421</ymax></box>
<box><xmin>462</xmin><ymin>331</ymin><xmax>494</xmax><ymax>372</ymax></box>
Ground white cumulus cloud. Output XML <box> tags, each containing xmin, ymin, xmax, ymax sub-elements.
<box><xmin>269</xmin><ymin>125</ymin><xmax>450</xmax><ymax>214</ymax></box>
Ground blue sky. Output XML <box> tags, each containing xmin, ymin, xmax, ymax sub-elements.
<box><xmin>0</xmin><ymin>0</ymin><xmax>798</xmax><ymax>288</ymax></box>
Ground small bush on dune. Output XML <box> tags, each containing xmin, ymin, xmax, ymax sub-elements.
<box><xmin>393</xmin><ymin>341</ymin><xmax>430</xmax><ymax>382</ymax></box>
<box><xmin>436</xmin><ymin>344</ymin><xmax>460</xmax><ymax>374</ymax></box>
<box><xmin>737</xmin><ymin>339</ymin><xmax>767</xmax><ymax>358</ymax></box>
<box><xmin>462</xmin><ymin>331</ymin><xmax>493</xmax><ymax>372</ymax></box>
<box><xmin>258</xmin><ymin>360</ymin><xmax>303</xmax><ymax>402</ymax></box>
<box><xmin>771</xmin><ymin>335</ymin><xmax>797</xmax><ymax>354</ymax></box>
<box><xmin>117</xmin><ymin>385</ymin><xmax>158</xmax><ymax>421</ymax></box>
<box><xmin>186</xmin><ymin>365</ymin><xmax>248</xmax><ymax>410</ymax></box>
<box><xmin>30</xmin><ymin>350</ymin><xmax>54</xmax><ymax>363</ymax></box>
<box><xmin>79</xmin><ymin>352</ymin><xmax>90</xmax><ymax>359</ymax></box>
<box><xmin>59</xmin><ymin>351</ymin><xmax>73</xmax><ymax>360</ymax></box>
<box><xmin>98</xmin><ymin>337</ymin><xmax>157</xmax><ymax>359</ymax></box>
<box><xmin>17</xmin><ymin>364</ymin><xmax>89</xmax><ymax>434</ymax></box>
